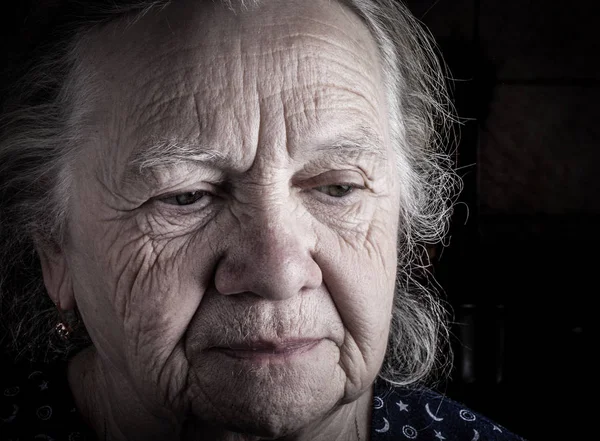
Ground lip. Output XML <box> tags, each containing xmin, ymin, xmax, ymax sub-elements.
<box><xmin>212</xmin><ymin>339</ymin><xmax>322</xmax><ymax>361</ymax></box>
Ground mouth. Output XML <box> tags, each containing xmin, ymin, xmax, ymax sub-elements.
<box><xmin>210</xmin><ymin>339</ymin><xmax>322</xmax><ymax>361</ymax></box>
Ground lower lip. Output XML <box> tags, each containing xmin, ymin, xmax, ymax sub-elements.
<box><xmin>213</xmin><ymin>340</ymin><xmax>321</xmax><ymax>362</ymax></box>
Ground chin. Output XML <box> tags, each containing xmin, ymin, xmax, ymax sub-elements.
<box><xmin>216</xmin><ymin>410</ymin><xmax>316</xmax><ymax>440</ymax></box>
<box><xmin>193</xmin><ymin>388</ymin><xmax>338</xmax><ymax>439</ymax></box>
<box><xmin>185</xmin><ymin>340</ymin><xmax>346</xmax><ymax>437</ymax></box>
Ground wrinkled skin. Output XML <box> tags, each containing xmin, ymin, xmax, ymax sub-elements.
<box><xmin>39</xmin><ymin>0</ymin><xmax>401</xmax><ymax>439</ymax></box>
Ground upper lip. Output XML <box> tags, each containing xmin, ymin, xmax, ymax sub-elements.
<box><xmin>217</xmin><ymin>339</ymin><xmax>320</xmax><ymax>352</ymax></box>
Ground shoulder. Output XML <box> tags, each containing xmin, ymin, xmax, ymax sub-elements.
<box><xmin>371</xmin><ymin>381</ymin><xmax>527</xmax><ymax>441</ymax></box>
<box><xmin>0</xmin><ymin>356</ymin><xmax>94</xmax><ymax>441</ymax></box>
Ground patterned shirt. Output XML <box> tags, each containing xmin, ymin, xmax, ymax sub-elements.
<box><xmin>2</xmin><ymin>361</ymin><xmax>525</xmax><ymax>440</ymax></box>
<box><xmin>371</xmin><ymin>381</ymin><xmax>526</xmax><ymax>440</ymax></box>
<box><xmin>1</xmin><ymin>361</ymin><xmax>91</xmax><ymax>441</ymax></box>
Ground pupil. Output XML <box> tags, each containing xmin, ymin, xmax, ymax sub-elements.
<box><xmin>176</xmin><ymin>192</ymin><xmax>202</xmax><ymax>205</ymax></box>
<box><xmin>330</xmin><ymin>185</ymin><xmax>352</xmax><ymax>196</ymax></box>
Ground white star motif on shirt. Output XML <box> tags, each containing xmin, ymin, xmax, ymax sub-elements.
<box><xmin>39</xmin><ymin>381</ymin><xmax>49</xmax><ymax>391</ymax></box>
<box><xmin>396</xmin><ymin>400</ymin><xmax>409</xmax><ymax>412</ymax></box>
<box><xmin>434</xmin><ymin>430</ymin><xmax>446</xmax><ymax>440</ymax></box>
<box><xmin>493</xmin><ymin>425</ymin><xmax>503</xmax><ymax>432</ymax></box>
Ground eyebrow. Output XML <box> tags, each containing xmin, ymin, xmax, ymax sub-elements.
<box><xmin>121</xmin><ymin>128</ymin><xmax>388</xmax><ymax>184</ymax></box>
<box><xmin>120</xmin><ymin>138</ymin><xmax>229</xmax><ymax>186</ymax></box>
<box><xmin>313</xmin><ymin>127</ymin><xmax>388</xmax><ymax>161</ymax></box>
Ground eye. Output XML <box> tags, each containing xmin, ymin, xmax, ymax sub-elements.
<box><xmin>314</xmin><ymin>184</ymin><xmax>355</xmax><ymax>197</ymax></box>
<box><xmin>160</xmin><ymin>191</ymin><xmax>209</xmax><ymax>206</ymax></box>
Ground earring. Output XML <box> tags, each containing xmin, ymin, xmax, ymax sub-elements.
<box><xmin>55</xmin><ymin>322</ymin><xmax>71</xmax><ymax>340</ymax></box>
<box><xmin>55</xmin><ymin>301</ymin><xmax>72</xmax><ymax>341</ymax></box>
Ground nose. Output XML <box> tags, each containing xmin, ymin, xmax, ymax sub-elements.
<box><xmin>214</xmin><ymin>209</ymin><xmax>322</xmax><ymax>300</ymax></box>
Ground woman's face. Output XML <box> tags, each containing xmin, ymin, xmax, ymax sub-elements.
<box><xmin>43</xmin><ymin>0</ymin><xmax>401</xmax><ymax>436</ymax></box>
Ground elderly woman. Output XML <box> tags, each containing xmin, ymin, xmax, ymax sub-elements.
<box><xmin>0</xmin><ymin>0</ymin><xmax>524</xmax><ymax>440</ymax></box>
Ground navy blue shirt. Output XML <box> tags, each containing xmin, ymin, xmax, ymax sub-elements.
<box><xmin>372</xmin><ymin>381</ymin><xmax>525</xmax><ymax>440</ymax></box>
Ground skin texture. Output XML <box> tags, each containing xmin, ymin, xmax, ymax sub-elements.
<box><xmin>39</xmin><ymin>0</ymin><xmax>402</xmax><ymax>439</ymax></box>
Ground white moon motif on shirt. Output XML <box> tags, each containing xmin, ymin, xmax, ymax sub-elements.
<box><xmin>471</xmin><ymin>429</ymin><xmax>480</xmax><ymax>441</ymax></box>
<box><xmin>375</xmin><ymin>417</ymin><xmax>390</xmax><ymax>433</ymax></box>
<box><xmin>28</xmin><ymin>371</ymin><xmax>43</xmax><ymax>379</ymax></box>
<box><xmin>374</xmin><ymin>396</ymin><xmax>384</xmax><ymax>409</ymax></box>
<box><xmin>2</xmin><ymin>404</ymin><xmax>18</xmax><ymax>423</ymax></box>
<box><xmin>425</xmin><ymin>402</ymin><xmax>444</xmax><ymax>421</ymax></box>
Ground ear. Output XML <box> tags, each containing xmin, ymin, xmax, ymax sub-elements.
<box><xmin>36</xmin><ymin>245</ymin><xmax>76</xmax><ymax>311</ymax></box>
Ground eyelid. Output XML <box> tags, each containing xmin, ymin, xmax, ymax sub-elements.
<box><xmin>148</xmin><ymin>183</ymin><xmax>222</xmax><ymax>210</ymax></box>
<box><xmin>294</xmin><ymin>169</ymin><xmax>367</xmax><ymax>189</ymax></box>
<box><xmin>153</xmin><ymin>179</ymin><xmax>225</xmax><ymax>199</ymax></box>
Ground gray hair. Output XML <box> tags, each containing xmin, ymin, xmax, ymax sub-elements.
<box><xmin>0</xmin><ymin>0</ymin><xmax>459</xmax><ymax>386</ymax></box>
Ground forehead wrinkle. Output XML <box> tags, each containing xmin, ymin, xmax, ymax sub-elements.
<box><xmin>283</xmin><ymin>105</ymin><xmax>382</xmax><ymax>128</ymax></box>
<box><xmin>244</xmin><ymin>28</ymin><xmax>367</xmax><ymax>62</ymax></box>
<box><xmin>274</xmin><ymin>32</ymin><xmax>373</xmax><ymax>66</ymax></box>
<box><xmin>241</xmin><ymin>1</ymin><xmax>377</xmax><ymax>55</ymax></box>
<box><xmin>129</xmin><ymin>59</ymin><xmax>205</xmax><ymax>96</ymax></box>
<box><xmin>125</xmin><ymin>94</ymin><xmax>199</xmax><ymax>134</ymax></box>
<box><xmin>296</xmin><ymin>15</ymin><xmax>372</xmax><ymax>50</ymax></box>
<box><xmin>117</xmin><ymin>45</ymin><xmax>380</xmax><ymax>140</ymax></box>
<box><xmin>239</xmin><ymin>48</ymin><xmax>376</xmax><ymax>89</ymax></box>
<box><xmin>252</xmin><ymin>82</ymin><xmax>381</xmax><ymax>122</ymax></box>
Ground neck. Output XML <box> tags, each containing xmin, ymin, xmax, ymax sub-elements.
<box><xmin>68</xmin><ymin>348</ymin><xmax>372</xmax><ymax>441</ymax></box>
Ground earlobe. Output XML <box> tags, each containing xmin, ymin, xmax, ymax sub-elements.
<box><xmin>36</xmin><ymin>246</ymin><xmax>76</xmax><ymax>311</ymax></box>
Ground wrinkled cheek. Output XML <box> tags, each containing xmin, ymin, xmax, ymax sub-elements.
<box><xmin>117</xmin><ymin>242</ymin><xmax>200</xmax><ymax>349</ymax></box>
<box><xmin>359</xmin><ymin>222</ymin><xmax>397</xmax><ymax>345</ymax></box>
<box><xmin>331</xmin><ymin>233</ymin><xmax>395</xmax><ymax>397</ymax></box>
<box><xmin>96</xmin><ymin>236</ymin><xmax>209</xmax><ymax>403</ymax></box>
<box><xmin>339</xmin><ymin>272</ymin><xmax>393</xmax><ymax>369</ymax></box>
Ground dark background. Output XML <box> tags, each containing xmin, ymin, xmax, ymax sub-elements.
<box><xmin>2</xmin><ymin>1</ymin><xmax>597</xmax><ymax>440</ymax></box>
<box><xmin>403</xmin><ymin>0</ymin><xmax>597</xmax><ymax>439</ymax></box>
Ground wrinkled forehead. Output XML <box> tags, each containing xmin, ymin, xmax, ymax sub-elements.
<box><xmin>83</xmin><ymin>0</ymin><xmax>381</xmax><ymax>76</ymax></box>
<box><xmin>76</xmin><ymin>0</ymin><xmax>388</xmax><ymax>168</ymax></box>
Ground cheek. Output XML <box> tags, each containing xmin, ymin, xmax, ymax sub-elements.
<box><xmin>70</xmin><ymin>216</ymin><xmax>219</xmax><ymax>372</ymax></box>
<box><xmin>314</xmin><ymin>204</ymin><xmax>398</xmax><ymax>394</ymax></box>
